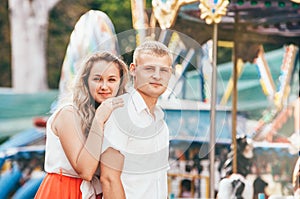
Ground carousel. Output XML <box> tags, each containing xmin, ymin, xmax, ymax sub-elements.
<box><xmin>0</xmin><ymin>0</ymin><xmax>299</xmax><ymax>198</ymax></box>
<box><xmin>144</xmin><ymin>0</ymin><xmax>299</xmax><ymax>198</ymax></box>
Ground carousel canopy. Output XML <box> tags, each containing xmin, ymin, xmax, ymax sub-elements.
<box><xmin>173</xmin><ymin>0</ymin><xmax>300</xmax><ymax>45</ymax></box>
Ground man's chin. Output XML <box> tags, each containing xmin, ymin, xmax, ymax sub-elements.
<box><xmin>149</xmin><ymin>89</ymin><xmax>166</xmax><ymax>98</ymax></box>
<box><xmin>137</xmin><ymin>86</ymin><xmax>167</xmax><ymax>98</ymax></box>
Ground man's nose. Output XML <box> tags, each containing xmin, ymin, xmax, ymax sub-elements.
<box><xmin>152</xmin><ymin>68</ymin><xmax>161</xmax><ymax>79</ymax></box>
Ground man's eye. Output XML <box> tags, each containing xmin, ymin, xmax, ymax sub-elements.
<box><xmin>109</xmin><ymin>78</ymin><xmax>116</xmax><ymax>82</ymax></box>
<box><xmin>145</xmin><ymin>67</ymin><xmax>154</xmax><ymax>71</ymax></box>
<box><xmin>161</xmin><ymin>68</ymin><xmax>170</xmax><ymax>73</ymax></box>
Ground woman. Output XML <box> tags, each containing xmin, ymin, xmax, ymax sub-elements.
<box><xmin>35</xmin><ymin>51</ymin><xmax>129</xmax><ymax>198</ymax></box>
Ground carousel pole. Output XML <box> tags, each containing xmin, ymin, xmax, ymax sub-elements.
<box><xmin>199</xmin><ymin>0</ymin><xmax>229</xmax><ymax>197</ymax></box>
<box><xmin>232</xmin><ymin>33</ymin><xmax>238</xmax><ymax>174</ymax></box>
<box><xmin>131</xmin><ymin>0</ymin><xmax>148</xmax><ymax>46</ymax></box>
<box><xmin>209</xmin><ymin>22</ymin><xmax>218</xmax><ymax>198</ymax></box>
<box><xmin>232</xmin><ymin>9</ymin><xmax>241</xmax><ymax>174</ymax></box>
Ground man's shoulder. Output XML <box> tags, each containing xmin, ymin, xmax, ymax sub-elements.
<box><xmin>119</xmin><ymin>92</ymin><xmax>130</xmax><ymax>98</ymax></box>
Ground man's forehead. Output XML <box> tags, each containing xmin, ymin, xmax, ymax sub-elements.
<box><xmin>140</xmin><ymin>64</ymin><xmax>172</xmax><ymax>68</ymax></box>
<box><xmin>137</xmin><ymin>53</ymin><xmax>172</xmax><ymax>63</ymax></box>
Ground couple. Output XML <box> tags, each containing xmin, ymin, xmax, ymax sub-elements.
<box><xmin>35</xmin><ymin>40</ymin><xmax>173</xmax><ymax>199</ymax></box>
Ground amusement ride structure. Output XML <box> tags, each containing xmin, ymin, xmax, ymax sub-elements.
<box><xmin>0</xmin><ymin>0</ymin><xmax>299</xmax><ymax>198</ymax></box>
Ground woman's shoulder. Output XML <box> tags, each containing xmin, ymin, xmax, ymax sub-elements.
<box><xmin>50</xmin><ymin>104</ymin><xmax>79</xmax><ymax>121</ymax></box>
<box><xmin>50</xmin><ymin>104</ymin><xmax>81</xmax><ymax>132</ymax></box>
<box><xmin>53</xmin><ymin>103</ymin><xmax>78</xmax><ymax>113</ymax></box>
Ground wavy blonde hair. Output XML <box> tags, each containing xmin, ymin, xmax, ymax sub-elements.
<box><xmin>73</xmin><ymin>51</ymin><xmax>128</xmax><ymax>136</ymax></box>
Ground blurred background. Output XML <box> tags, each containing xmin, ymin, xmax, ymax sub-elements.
<box><xmin>0</xmin><ymin>0</ymin><xmax>299</xmax><ymax>198</ymax></box>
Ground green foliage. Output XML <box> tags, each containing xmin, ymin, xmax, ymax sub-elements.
<box><xmin>47</xmin><ymin>0</ymin><xmax>132</xmax><ymax>88</ymax></box>
<box><xmin>0</xmin><ymin>0</ymin><xmax>11</xmax><ymax>87</ymax></box>
<box><xmin>0</xmin><ymin>0</ymin><xmax>132</xmax><ymax>89</ymax></box>
<box><xmin>88</xmin><ymin>0</ymin><xmax>132</xmax><ymax>32</ymax></box>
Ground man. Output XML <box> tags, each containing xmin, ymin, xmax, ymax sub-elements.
<box><xmin>100</xmin><ymin>40</ymin><xmax>173</xmax><ymax>199</ymax></box>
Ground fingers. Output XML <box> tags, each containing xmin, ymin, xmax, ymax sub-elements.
<box><xmin>111</xmin><ymin>98</ymin><xmax>123</xmax><ymax>105</ymax></box>
<box><xmin>111</xmin><ymin>98</ymin><xmax>124</xmax><ymax>110</ymax></box>
<box><xmin>113</xmin><ymin>102</ymin><xmax>124</xmax><ymax>109</ymax></box>
<box><xmin>95</xmin><ymin>97</ymin><xmax>124</xmax><ymax>123</ymax></box>
<box><xmin>102</xmin><ymin>97</ymin><xmax>124</xmax><ymax>109</ymax></box>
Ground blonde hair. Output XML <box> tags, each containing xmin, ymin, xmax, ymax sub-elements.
<box><xmin>133</xmin><ymin>40</ymin><xmax>173</xmax><ymax>65</ymax></box>
<box><xmin>73</xmin><ymin>51</ymin><xmax>128</xmax><ymax>136</ymax></box>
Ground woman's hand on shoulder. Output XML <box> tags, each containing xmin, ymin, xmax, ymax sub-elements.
<box><xmin>95</xmin><ymin>97</ymin><xmax>124</xmax><ymax>124</ymax></box>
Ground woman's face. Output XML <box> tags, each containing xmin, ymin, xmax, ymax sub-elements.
<box><xmin>88</xmin><ymin>60</ymin><xmax>121</xmax><ymax>104</ymax></box>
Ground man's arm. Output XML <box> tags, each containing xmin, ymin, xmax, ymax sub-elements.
<box><xmin>100</xmin><ymin>147</ymin><xmax>126</xmax><ymax>199</ymax></box>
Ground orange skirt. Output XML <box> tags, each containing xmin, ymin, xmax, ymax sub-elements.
<box><xmin>34</xmin><ymin>173</ymin><xmax>83</xmax><ymax>199</ymax></box>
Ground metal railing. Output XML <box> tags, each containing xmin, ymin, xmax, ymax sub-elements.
<box><xmin>168</xmin><ymin>173</ymin><xmax>210</xmax><ymax>198</ymax></box>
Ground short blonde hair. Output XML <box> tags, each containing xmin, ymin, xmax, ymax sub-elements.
<box><xmin>133</xmin><ymin>40</ymin><xmax>173</xmax><ymax>65</ymax></box>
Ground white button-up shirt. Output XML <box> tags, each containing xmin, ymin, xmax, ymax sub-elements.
<box><xmin>102</xmin><ymin>89</ymin><xmax>169</xmax><ymax>199</ymax></box>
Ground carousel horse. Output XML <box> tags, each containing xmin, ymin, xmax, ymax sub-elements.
<box><xmin>217</xmin><ymin>135</ymin><xmax>254</xmax><ymax>199</ymax></box>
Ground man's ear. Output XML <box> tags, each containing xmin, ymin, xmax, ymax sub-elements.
<box><xmin>129</xmin><ymin>63</ymin><xmax>136</xmax><ymax>77</ymax></box>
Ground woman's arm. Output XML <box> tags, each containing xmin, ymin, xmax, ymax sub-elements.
<box><xmin>100</xmin><ymin>147</ymin><xmax>126</xmax><ymax>199</ymax></box>
<box><xmin>54</xmin><ymin>98</ymin><xmax>123</xmax><ymax>180</ymax></box>
<box><xmin>53</xmin><ymin>107</ymin><xmax>102</xmax><ymax>180</ymax></box>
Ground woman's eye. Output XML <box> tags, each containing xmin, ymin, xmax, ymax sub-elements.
<box><xmin>109</xmin><ymin>78</ymin><xmax>116</xmax><ymax>82</ymax></box>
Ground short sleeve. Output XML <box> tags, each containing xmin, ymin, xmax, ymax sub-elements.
<box><xmin>101</xmin><ymin>116</ymin><xmax>128</xmax><ymax>154</ymax></box>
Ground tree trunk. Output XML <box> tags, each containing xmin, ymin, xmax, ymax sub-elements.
<box><xmin>9</xmin><ymin>0</ymin><xmax>60</xmax><ymax>93</ymax></box>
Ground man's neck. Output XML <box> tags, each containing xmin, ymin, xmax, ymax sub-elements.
<box><xmin>137</xmin><ymin>91</ymin><xmax>158</xmax><ymax>116</ymax></box>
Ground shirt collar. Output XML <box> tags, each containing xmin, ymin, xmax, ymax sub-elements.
<box><xmin>128</xmin><ymin>88</ymin><xmax>164</xmax><ymax>121</ymax></box>
<box><xmin>129</xmin><ymin>88</ymin><xmax>148</xmax><ymax>114</ymax></box>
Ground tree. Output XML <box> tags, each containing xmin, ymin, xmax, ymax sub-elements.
<box><xmin>1</xmin><ymin>0</ymin><xmax>133</xmax><ymax>89</ymax></box>
<box><xmin>9</xmin><ymin>0</ymin><xmax>60</xmax><ymax>93</ymax></box>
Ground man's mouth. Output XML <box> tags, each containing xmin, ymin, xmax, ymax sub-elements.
<box><xmin>150</xmin><ymin>82</ymin><xmax>162</xmax><ymax>87</ymax></box>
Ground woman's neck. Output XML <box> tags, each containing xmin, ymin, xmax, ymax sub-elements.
<box><xmin>95</xmin><ymin>102</ymin><xmax>101</xmax><ymax>109</ymax></box>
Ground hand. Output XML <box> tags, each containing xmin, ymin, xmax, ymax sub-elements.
<box><xmin>95</xmin><ymin>97</ymin><xmax>124</xmax><ymax>124</ymax></box>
